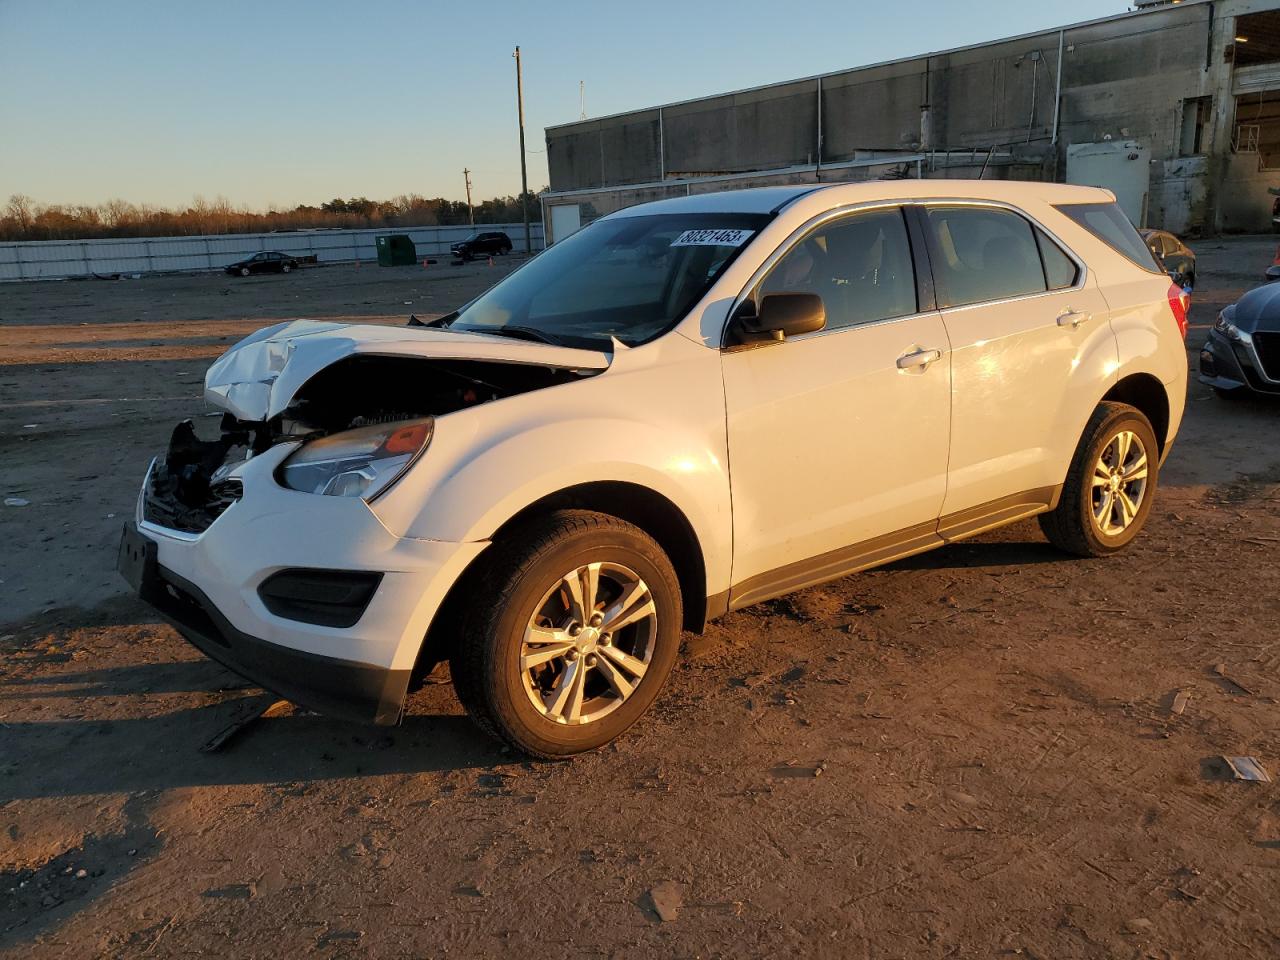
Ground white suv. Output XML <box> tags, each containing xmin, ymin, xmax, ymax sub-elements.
<box><xmin>119</xmin><ymin>182</ymin><xmax>1189</xmax><ymax>757</ymax></box>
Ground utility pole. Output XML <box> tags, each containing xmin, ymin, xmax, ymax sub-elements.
<box><xmin>513</xmin><ymin>45</ymin><xmax>532</xmax><ymax>255</ymax></box>
<box><xmin>579</xmin><ymin>80</ymin><xmax>587</xmax><ymax>121</ymax></box>
<box><xmin>463</xmin><ymin>168</ymin><xmax>474</xmax><ymax>227</ymax></box>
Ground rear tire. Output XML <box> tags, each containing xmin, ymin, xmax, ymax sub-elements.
<box><xmin>282</xmin><ymin>263</ymin><xmax>292</xmax><ymax>273</ymax></box>
<box><xmin>452</xmin><ymin>510</ymin><xmax>683</xmax><ymax>758</ymax></box>
<box><xmin>1038</xmin><ymin>402</ymin><xmax>1159</xmax><ymax>557</ymax></box>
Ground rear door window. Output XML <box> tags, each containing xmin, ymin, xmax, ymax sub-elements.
<box><xmin>1055</xmin><ymin>202</ymin><xmax>1162</xmax><ymax>272</ymax></box>
<box><xmin>1037</xmin><ymin>231</ymin><xmax>1079</xmax><ymax>290</ymax></box>
<box><xmin>924</xmin><ymin>207</ymin><xmax>1047</xmax><ymax>308</ymax></box>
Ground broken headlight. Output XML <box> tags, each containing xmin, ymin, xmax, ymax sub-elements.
<box><xmin>279</xmin><ymin>419</ymin><xmax>433</xmax><ymax>500</ymax></box>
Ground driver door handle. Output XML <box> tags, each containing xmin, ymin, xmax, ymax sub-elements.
<box><xmin>1056</xmin><ymin>309</ymin><xmax>1092</xmax><ymax>328</ymax></box>
<box><xmin>896</xmin><ymin>348</ymin><xmax>943</xmax><ymax>370</ymax></box>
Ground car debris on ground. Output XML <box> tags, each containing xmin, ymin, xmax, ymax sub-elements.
<box><xmin>1224</xmin><ymin>757</ymin><xmax>1272</xmax><ymax>783</ymax></box>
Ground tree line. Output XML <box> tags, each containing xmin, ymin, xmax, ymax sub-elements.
<box><xmin>0</xmin><ymin>190</ymin><xmax>545</xmax><ymax>242</ymax></box>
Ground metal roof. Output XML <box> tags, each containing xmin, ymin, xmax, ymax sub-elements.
<box><xmin>607</xmin><ymin>185</ymin><xmax>824</xmax><ymax>217</ymax></box>
<box><xmin>604</xmin><ymin>179</ymin><xmax>1115</xmax><ymax>219</ymax></box>
<box><xmin>546</xmin><ymin>0</ymin><xmax>1213</xmax><ymax>133</ymax></box>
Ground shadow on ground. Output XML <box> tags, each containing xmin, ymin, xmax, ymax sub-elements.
<box><xmin>1</xmin><ymin>599</ymin><xmax>505</xmax><ymax>805</ymax></box>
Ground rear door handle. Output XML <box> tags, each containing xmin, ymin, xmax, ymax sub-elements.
<box><xmin>1056</xmin><ymin>309</ymin><xmax>1092</xmax><ymax>328</ymax></box>
<box><xmin>896</xmin><ymin>348</ymin><xmax>943</xmax><ymax>370</ymax></box>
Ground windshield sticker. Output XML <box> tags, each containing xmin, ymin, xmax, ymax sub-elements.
<box><xmin>671</xmin><ymin>228</ymin><xmax>755</xmax><ymax>248</ymax></box>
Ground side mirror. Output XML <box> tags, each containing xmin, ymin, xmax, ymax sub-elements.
<box><xmin>731</xmin><ymin>293</ymin><xmax>826</xmax><ymax>344</ymax></box>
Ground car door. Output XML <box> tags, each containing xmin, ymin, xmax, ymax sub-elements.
<box><xmin>920</xmin><ymin>203</ymin><xmax>1113</xmax><ymax>522</ymax></box>
<box><xmin>721</xmin><ymin>206</ymin><xmax>952</xmax><ymax>605</ymax></box>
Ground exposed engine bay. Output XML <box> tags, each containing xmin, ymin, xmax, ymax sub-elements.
<box><xmin>144</xmin><ymin>354</ymin><xmax>600</xmax><ymax>532</ymax></box>
<box><xmin>278</xmin><ymin>354</ymin><xmax>591</xmax><ymax>434</ymax></box>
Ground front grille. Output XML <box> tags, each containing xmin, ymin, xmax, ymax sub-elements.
<box><xmin>1254</xmin><ymin>331</ymin><xmax>1280</xmax><ymax>381</ymax></box>
<box><xmin>143</xmin><ymin>466</ymin><xmax>242</xmax><ymax>534</ymax></box>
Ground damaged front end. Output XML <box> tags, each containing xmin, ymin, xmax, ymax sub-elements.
<box><xmin>142</xmin><ymin>417</ymin><xmax>260</xmax><ymax>534</ymax></box>
<box><xmin>143</xmin><ymin>321</ymin><xmax>611</xmax><ymax>532</ymax></box>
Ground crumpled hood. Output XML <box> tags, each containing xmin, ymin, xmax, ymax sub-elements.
<box><xmin>204</xmin><ymin>319</ymin><xmax>612</xmax><ymax>422</ymax></box>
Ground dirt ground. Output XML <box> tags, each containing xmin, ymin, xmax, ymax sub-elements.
<box><xmin>2</xmin><ymin>244</ymin><xmax>1278</xmax><ymax>959</ymax></box>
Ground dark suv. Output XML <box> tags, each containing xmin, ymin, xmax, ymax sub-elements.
<box><xmin>450</xmin><ymin>231</ymin><xmax>513</xmax><ymax>261</ymax></box>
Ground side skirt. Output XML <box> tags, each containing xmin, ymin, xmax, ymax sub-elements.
<box><xmin>724</xmin><ymin>486</ymin><xmax>1060</xmax><ymax>614</ymax></box>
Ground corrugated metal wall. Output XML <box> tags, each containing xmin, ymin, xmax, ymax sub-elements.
<box><xmin>0</xmin><ymin>222</ymin><xmax>545</xmax><ymax>281</ymax></box>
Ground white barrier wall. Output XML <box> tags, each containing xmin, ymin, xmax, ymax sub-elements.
<box><xmin>0</xmin><ymin>222</ymin><xmax>545</xmax><ymax>281</ymax></box>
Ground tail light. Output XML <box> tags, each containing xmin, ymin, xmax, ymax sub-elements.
<box><xmin>1167</xmin><ymin>282</ymin><xmax>1189</xmax><ymax>339</ymax></box>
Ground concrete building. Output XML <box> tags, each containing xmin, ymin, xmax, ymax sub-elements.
<box><xmin>541</xmin><ymin>0</ymin><xmax>1280</xmax><ymax>241</ymax></box>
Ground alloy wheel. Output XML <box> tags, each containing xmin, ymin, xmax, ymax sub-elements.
<box><xmin>520</xmin><ymin>561</ymin><xmax>657</xmax><ymax>725</ymax></box>
<box><xmin>1091</xmin><ymin>429</ymin><xmax>1148</xmax><ymax>537</ymax></box>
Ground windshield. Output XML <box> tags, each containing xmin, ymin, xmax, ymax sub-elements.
<box><xmin>448</xmin><ymin>212</ymin><xmax>771</xmax><ymax>348</ymax></box>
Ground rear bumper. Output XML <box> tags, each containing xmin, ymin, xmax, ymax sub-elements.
<box><xmin>122</xmin><ymin>524</ymin><xmax>409</xmax><ymax>724</ymax></box>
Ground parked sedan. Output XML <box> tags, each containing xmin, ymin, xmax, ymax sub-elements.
<box><xmin>450</xmin><ymin>231</ymin><xmax>513</xmax><ymax>261</ymax></box>
<box><xmin>225</xmin><ymin>252</ymin><xmax>300</xmax><ymax>277</ymax></box>
<box><xmin>1200</xmin><ymin>282</ymin><xmax>1280</xmax><ymax>398</ymax></box>
<box><xmin>1141</xmin><ymin>229</ymin><xmax>1196</xmax><ymax>290</ymax></box>
<box><xmin>121</xmin><ymin>181</ymin><xmax>1187</xmax><ymax>758</ymax></box>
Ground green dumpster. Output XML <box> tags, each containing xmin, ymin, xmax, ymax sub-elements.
<box><xmin>375</xmin><ymin>234</ymin><xmax>417</xmax><ymax>266</ymax></box>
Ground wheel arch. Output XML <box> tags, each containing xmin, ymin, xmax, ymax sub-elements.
<box><xmin>491</xmin><ymin>481</ymin><xmax>709</xmax><ymax>634</ymax></box>
<box><xmin>411</xmin><ymin>481</ymin><xmax>710</xmax><ymax>689</ymax></box>
<box><xmin>1101</xmin><ymin>373</ymin><xmax>1171</xmax><ymax>456</ymax></box>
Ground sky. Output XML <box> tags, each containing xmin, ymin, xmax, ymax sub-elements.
<box><xmin>1</xmin><ymin>0</ymin><xmax>1131</xmax><ymax>211</ymax></box>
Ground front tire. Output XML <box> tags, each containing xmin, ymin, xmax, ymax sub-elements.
<box><xmin>1039</xmin><ymin>402</ymin><xmax>1159</xmax><ymax>557</ymax></box>
<box><xmin>452</xmin><ymin>510</ymin><xmax>683</xmax><ymax>758</ymax></box>
<box><xmin>239</xmin><ymin>266</ymin><xmax>250</xmax><ymax>277</ymax></box>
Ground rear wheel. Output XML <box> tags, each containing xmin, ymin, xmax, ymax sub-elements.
<box><xmin>281</xmin><ymin>263</ymin><xmax>292</xmax><ymax>273</ymax></box>
<box><xmin>452</xmin><ymin>510</ymin><xmax>682</xmax><ymax>758</ymax></box>
<box><xmin>1039</xmin><ymin>402</ymin><xmax>1159</xmax><ymax>557</ymax></box>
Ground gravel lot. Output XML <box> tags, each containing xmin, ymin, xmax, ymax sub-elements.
<box><xmin>2</xmin><ymin>244</ymin><xmax>1279</xmax><ymax>958</ymax></box>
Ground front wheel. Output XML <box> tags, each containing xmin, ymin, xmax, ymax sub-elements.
<box><xmin>452</xmin><ymin>510</ymin><xmax>683</xmax><ymax>758</ymax></box>
<box><xmin>239</xmin><ymin>266</ymin><xmax>250</xmax><ymax>277</ymax></box>
<box><xmin>1039</xmin><ymin>402</ymin><xmax>1159</xmax><ymax>557</ymax></box>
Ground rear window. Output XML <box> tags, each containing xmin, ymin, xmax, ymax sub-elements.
<box><xmin>1055</xmin><ymin>202</ymin><xmax>1162</xmax><ymax>273</ymax></box>
<box><xmin>924</xmin><ymin>207</ymin><xmax>1047</xmax><ymax>308</ymax></box>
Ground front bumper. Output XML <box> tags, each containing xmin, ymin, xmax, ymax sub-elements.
<box><xmin>1199</xmin><ymin>330</ymin><xmax>1280</xmax><ymax>395</ymax></box>
<box><xmin>120</xmin><ymin>521</ymin><xmax>408</xmax><ymax>723</ymax></box>
<box><xmin>121</xmin><ymin>444</ymin><xmax>487</xmax><ymax>724</ymax></box>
